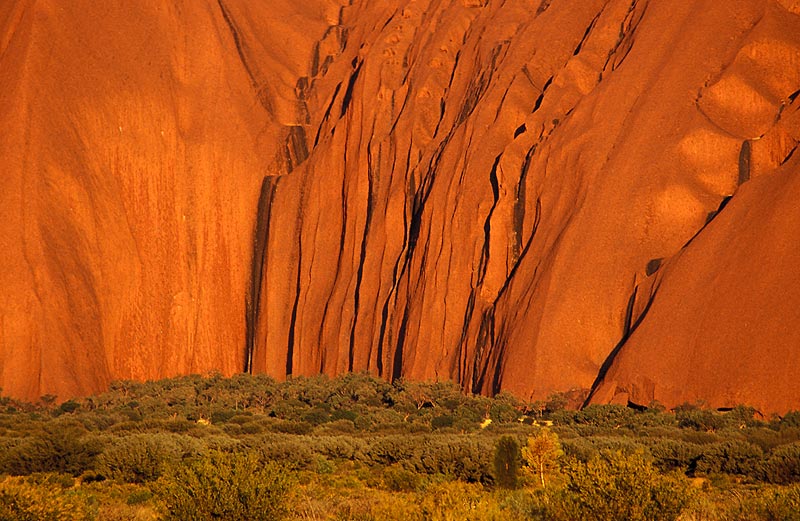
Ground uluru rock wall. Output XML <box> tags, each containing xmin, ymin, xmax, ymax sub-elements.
<box><xmin>1</xmin><ymin>0</ymin><xmax>799</xmax><ymax>413</ymax></box>
<box><xmin>0</xmin><ymin>0</ymin><xmax>339</xmax><ymax>398</ymax></box>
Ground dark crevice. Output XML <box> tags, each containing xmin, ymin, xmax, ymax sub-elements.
<box><xmin>512</xmin><ymin>145</ymin><xmax>536</xmax><ymax>263</ymax></box>
<box><xmin>683</xmin><ymin>194</ymin><xmax>733</xmax><ymax>250</ymax></box>
<box><xmin>532</xmin><ymin>76</ymin><xmax>553</xmax><ymax>112</ymax></box>
<box><xmin>513</xmin><ymin>123</ymin><xmax>526</xmax><ymax>138</ymax></box>
<box><xmin>489</xmin><ymin>338</ymin><xmax>505</xmax><ymax>395</ymax></box>
<box><xmin>285</xmin><ymin>126</ymin><xmax>309</xmax><ymax>173</ymax></box>
<box><xmin>573</xmin><ymin>12</ymin><xmax>601</xmax><ymax>56</ymax></box>
<box><xmin>710</xmin><ymin>195</ymin><xmax>733</xmax><ymax>219</ymax></box>
<box><xmin>457</xmin><ymin>290</ymin><xmax>477</xmax><ymax>382</ymax></box>
<box><xmin>348</xmin><ymin>149</ymin><xmax>375</xmax><ymax>371</ymax></box>
<box><xmin>312</xmin><ymin>25</ymin><xmax>348</xmax><ymax>78</ymax></box>
<box><xmin>286</xmin><ymin>242</ymin><xmax>302</xmax><ymax>376</ymax></box>
<box><xmin>376</xmin><ymin>288</ymin><xmax>393</xmax><ymax>376</ymax></box>
<box><xmin>645</xmin><ymin>258</ymin><xmax>662</xmax><ymax>276</ymax></box>
<box><xmin>456</xmin><ymin>44</ymin><xmax>504</xmax><ymax>125</ymax></box>
<box><xmin>315</xmin><ymin>82</ymin><xmax>342</xmax><ymax>147</ymax></box>
<box><xmin>536</xmin><ymin>0</ymin><xmax>552</xmax><ymax>15</ymax></box>
<box><xmin>340</xmin><ymin>60</ymin><xmax>362</xmax><ymax>118</ymax></box>
<box><xmin>216</xmin><ymin>0</ymin><xmax>272</xmax><ymax>112</ymax></box>
<box><xmin>286</xmin><ymin>183</ymin><xmax>308</xmax><ymax>375</ymax></box>
<box><xmin>738</xmin><ymin>140</ymin><xmax>751</xmax><ymax>185</ymax></box>
<box><xmin>472</xmin><ymin>308</ymin><xmax>496</xmax><ymax>393</ymax></box>
<box><xmin>392</xmin><ymin>305</ymin><xmax>410</xmax><ymax>381</ymax></box>
<box><xmin>494</xmin><ymin>85</ymin><xmax>513</xmax><ymax>123</ymax></box>
<box><xmin>433</xmin><ymin>97</ymin><xmax>447</xmax><ymax>138</ymax></box>
<box><xmin>584</xmin><ymin>282</ymin><xmax>660</xmax><ymax>407</ymax></box>
<box><xmin>245</xmin><ymin>177</ymin><xmax>278</xmax><ymax>374</ymax></box>
<box><xmin>621</xmin><ymin>284</ymin><xmax>638</xmax><ymax>339</ymax></box>
<box><xmin>478</xmin><ymin>154</ymin><xmax>502</xmax><ymax>285</ymax></box>
<box><xmin>781</xmin><ymin>145</ymin><xmax>797</xmax><ymax>166</ymax></box>
<box><xmin>377</xmin><ymin>148</ymin><xmax>408</xmax><ymax>376</ymax></box>
<box><xmin>495</xmin><ymin>197</ymin><xmax>541</xmax><ymax>302</ymax></box>
<box><xmin>446</xmin><ymin>50</ymin><xmax>462</xmax><ymax>93</ymax></box>
<box><xmin>406</xmin><ymin>141</ymin><xmax>446</xmax><ymax>260</ymax></box>
<box><xmin>389</xmin><ymin>86</ymin><xmax>412</xmax><ymax>136</ymax></box>
<box><xmin>311</xmin><ymin>41</ymin><xmax>321</xmax><ymax>77</ymax></box>
<box><xmin>603</xmin><ymin>0</ymin><xmax>648</xmax><ymax>72</ymax></box>
<box><xmin>457</xmin><ymin>73</ymin><xmax>489</xmax><ymax>124</ymax></box>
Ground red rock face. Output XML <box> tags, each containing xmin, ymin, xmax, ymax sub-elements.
<box><xmin>2</xmin><ymin>0</ymin><xmax>799</xmax><ymax>413</ymax></box>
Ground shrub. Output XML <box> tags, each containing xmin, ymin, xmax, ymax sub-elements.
<box><xmin>311</xmin><ymin>435</ymin><xmax>365</xmax><ymax>460</ymax></box>
<box><xmin>382</xmin><ymin>463</ymin><xmax>422</xmax><ymax>492</ymax></box>
<box><xmin>645</xmin><ymin>439</ymin><xmax>701</xmax><ymax>472</ymax></box>
<box><xmin>361</xmin><ymin>435</ymin><xmax>418</xmax><ymax>466</ymax></box>
<box><xmin>56</xmin><ymin>400</ymin><xmax>81</xmax><ymax>415</ymax></box>
<box><xmin>331</xmin><ymin>409</ymin><xmax>358</xmax><ymax>423</ymax></box>
<box><xmin>418</xmin><ymin>481</ymin><xmax>506</xmax><ymax>521</ymax></box>
<box><xmin>490</xmin><ymin>392</ymin><xmax>524</xmax><ymax>423</ymax></box>
<box><xmin>779</xmin><ymin>411</ymin><xmax>800</xmax><ymax>429</ymax></box>
<box><xmin>418</xmin><ymin>437</ymin><xmax>494</xmax><ymax>483</ymax></box>
<box><xmin>717</xmin><ymin>484</ymin><xmax>800</xmax><ymax>520</ymax></box>
<box><xmin>760</xmin><ymin>443</ymin><xmax>800</xmax><ymax>484</ymax></box>
<box><xmin>0</xmin><ymin>425</ymin><xmax>102</xmax><ymax>476</ymax></box>
<box><xmin>302</xmin><ymin>407</ymin><xmax>331</xmax><ymax>426</ymax></box>
<box><xmin>550</xmin><ymin>450</ymin><xmax>694</xmax><ymax>521</ymax></box>
<box><xmin>675</xmin><ymin>406</ymin><xmax>724</xmax><ymax>432</ymax></box>
<box><xmin>256</xmin><ymin>437</ymin><xmax>315</xmax><ymax>470</ymax></box>
<box><xmin>0</xmin><ymin>475</ymin><xmax>95</xmax><ymax>520</ymax></box>
<box><xmin>96</xmin><ymin>433</ymin><xmax>201</xmax><ymax>483</ymax></box>
<box><xmin>156</xmin><ymin>450</ymin><xmax>291</xmax><ymax>521</ymax></box>
<box><xmin>578</xmin><ymin>405</ymin><xmax>635</xmax><ymax>428</ymax></box>
<box><xmin>694</xmin><ymin>440</ymin><xmax>763</xmax><ymax>477</ymax></box>
<box><xmin>431</xmin><ymin>415</ymin><xmax>455</xmax><ymax>430</ymax></box>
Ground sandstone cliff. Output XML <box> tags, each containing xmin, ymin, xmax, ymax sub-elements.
<box><xmin>2</xmin><ymin>0</ymin><xmax>798</xmax><ymax>413</ymax></box>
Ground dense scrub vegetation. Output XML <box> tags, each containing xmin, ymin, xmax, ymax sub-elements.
<box><xmin>1</xmin><ymin>373</ymin><xmax>800</xmax><ymax>519</ymax></box>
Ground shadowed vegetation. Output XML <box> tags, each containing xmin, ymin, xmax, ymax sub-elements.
<box><xmin>1</xmin><ymin>374</ymin><xmax>799</xmax><ymax>519</ymax></box>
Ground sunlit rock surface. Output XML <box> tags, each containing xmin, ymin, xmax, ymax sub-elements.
<box><xmin>1</xmin><ymin>0</ymin><xmax>798</xmax><ymax>413</ymax></box>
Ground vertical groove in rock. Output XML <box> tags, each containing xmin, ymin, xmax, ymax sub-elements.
<box><xmin>245</xmin><ymin>176</ymin><xmax>277</xmax><ymax>374</ymax></box>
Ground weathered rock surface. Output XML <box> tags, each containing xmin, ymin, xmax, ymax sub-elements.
<box><xmin>1</xmin><ymin>0</ymin><xmax>799</xmax><ymax>413</ymax></box>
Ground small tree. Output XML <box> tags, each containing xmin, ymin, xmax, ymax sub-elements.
<box><xmin>522</xmin><ymin>428</ymin><xmax>563</xmax><ymax>487</ymax></box>
<box><xmin>494</xmin><ymin>435</ymin><xmax>521</xmax><ymax>489</ymax></box>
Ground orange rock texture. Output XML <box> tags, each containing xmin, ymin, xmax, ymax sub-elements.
<box><xmin>1</xmin><ymin>0</ymin><xmax>799</xmax><ymax>413</ymax></box>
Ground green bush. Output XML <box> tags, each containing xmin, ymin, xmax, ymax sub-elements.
<box><xmin>0</xmin><ymin>424</ymin><xmax>102</xmax><ymax>476</ymax></box>
<box><xmin>96</xmin><ymin>433</ymin><xmax>201</xmax><ymax>483</ymax></box>
<box><xmin>675</xmin><ymin>406</ymin><xmax>725</xmax><ymax>432</ymax></box>
<box><xmin>760</xmin><ymin>443</ymin><xmax>800</xmax><ymax>484</ymax></box>
<box><xmin>779</xmin><ymin>411</ymin><xmax>800</xmax><ymax>429</ymax></box>
<box><xmin>694</xmin><ymin>440</ymin><xmax>763</xmax><ymax>477</ymax></box>
<box><xmin>256</xmin><ymin>437</ymin><xmax>315</xmax><ymax>469</ymax></box>
<box><xmin>156</xmin><ymin>450</ymin><xmax>291</xmax><ymax>521</ymax></box>
<box><xmin>418</xmin><ymin>437</ymin><xmax>494</xmax><ymax>483</ymax></box>
<box><xmin>361</xmin><ymin>435</ymin><xmax>418</xmax><ymax>466</ymax></box>
<box><xmin>578</xmin><ymin>405</ymin><xmax>636</xmax><ymax>428</ymax></box>
<box><xmin>382</xmin><ymin>463</ymin><xmax>422</xmax><ymax>492</ymax></box>
<box><xmin>0</xmin><ymin>475</ymin><xmax>95</xmax><ymax>521</ymax></box>
<box><xmin>715</xmin><ymin>484</ymin><xmax>800</xmax><ymax>520</ymax></box>
<box><xmin>645</xmin><ymin>438</ymin><xmax>702</xmax><ymax>472</ymax></box>
<box><xmin>431</xmin><ymin>414</ymin><xmax>455</xmax><ymax>430</ymax></box>
<box><xmin>550</xmin><ymin>450</ymin><xmax>694</xmax><ymax>521</ymax></box>
<box><xmin>418</xmin><ymin>481</ymin><xmax>505</xmax><ymax>521</ymax></box>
